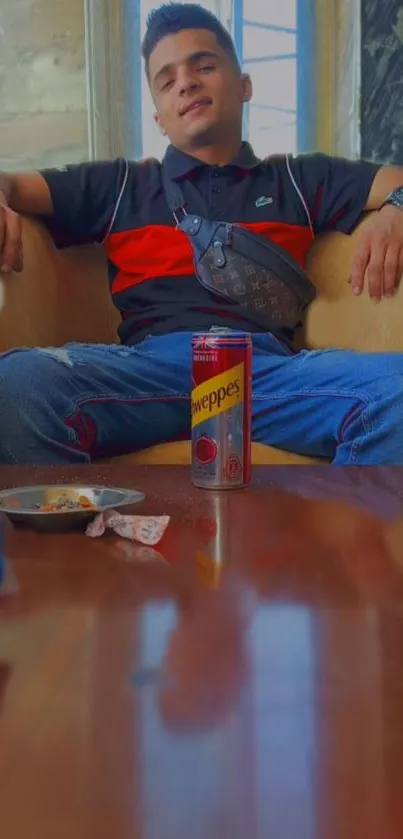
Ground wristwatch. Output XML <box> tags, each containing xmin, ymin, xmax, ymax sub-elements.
<box><xmin>380</xmin><ymin>186</ymin><xmax>403</xmax><ymax>211</ymax></box>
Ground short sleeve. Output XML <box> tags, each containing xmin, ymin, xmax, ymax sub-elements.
<box><xmin>288</xmin><ymin>153</ymin><xmax>381</xmax><ymax>234</ymax></box>
<box><xmin>39</xmin><ymin>158</ymin><xmax>128</xmax><ymax>246</ymax></box>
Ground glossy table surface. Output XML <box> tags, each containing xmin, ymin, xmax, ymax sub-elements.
<box><xmin>2</xmin><ymin>465</ymin><xmax>403</xmax><ymax>839</ymax></box>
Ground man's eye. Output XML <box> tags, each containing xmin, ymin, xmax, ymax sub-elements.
<box><xmin>161</xmin><ymin>79</ymin><xmax>174</xmax><ymax>91</ymax></box>
<box><xmin>199</xmin><ymin>63</ymin><xmax>215</xmax><ymax>72</ymax></box>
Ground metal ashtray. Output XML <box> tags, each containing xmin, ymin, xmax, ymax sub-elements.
<box><xmin>0</xmin><ymin>484</ymin><xmax>145</xmax><ymax>532</ymax></box>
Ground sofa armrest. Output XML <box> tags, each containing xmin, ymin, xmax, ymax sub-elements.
<box><xmin>305</xmin><ymin>214</ymin><xmax>403</xmax><ymax>352</ymax></box>
<box><xmin>0</xmin><ymin>216</ymin><xmax>119</xmax><ymax>352</ymax></box>
<box><xmin>0</xmin><ymin>217</ymin><xmax>60</xmax><ymax>351</ymax></box>
<box><xmin>9</xmin><ymin>213</ymin><xmax>403</xmax><ymax>357</ymax></box>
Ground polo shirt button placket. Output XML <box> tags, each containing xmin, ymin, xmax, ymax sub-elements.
<box><xmin>210</xmin><ymin>168</ymin><xmax>224</xmax><ymax>218</ymax></box>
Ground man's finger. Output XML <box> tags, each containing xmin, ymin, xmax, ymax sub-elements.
<box><xmin>13</xmin><ymin>249</ymin><xmax>23</xmax><ymax>273</ymax></box>
<box><xmin>0</xmin><ymin>210</ymin><xmax>22</xmax><ymax>273</ymax></box>
<box><xmin>350</xmin><ymin>237</ymin><xmax>371</xmax><ymax>295</ymax></box>
<box><xmin>383</xmin><ymin>245</ymin><xmax>400</xmax><ymax>297</ymax></box>
<box><xmin>367</xmin><ymin>241</ymin><xmax>387</xmax><ymax>302</ymax></box>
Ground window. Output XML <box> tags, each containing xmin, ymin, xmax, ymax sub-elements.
<box><xmin>238</xmin><ymin>0</ymin><xmax>298</xmax><ymax>157</ymax></box>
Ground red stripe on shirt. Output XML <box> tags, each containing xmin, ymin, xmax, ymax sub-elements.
<box><xmin>107</xmin><ymin>222</ymin><xmax>313</xmax><ymax>294</ymax></box>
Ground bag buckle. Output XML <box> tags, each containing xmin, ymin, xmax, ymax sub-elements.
<box><xmin>173</xmin><ymin>206</ymin><xmax>188</xmax><ymax>227</ymax></box>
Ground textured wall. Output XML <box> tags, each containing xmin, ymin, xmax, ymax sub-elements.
<box><xmin>331</xmin><ymin>0</ymin><xmax>360</xmax><ymax>158</ymax></box>
<box><xmin>0</xmin><ymin>0</ymin><xmax>88</xmax><ymax>171</ymax></box>
<box><xmin>361</xmin><ymin>0</ymin><xmax>403</xmax><ymax>164</ymax></box>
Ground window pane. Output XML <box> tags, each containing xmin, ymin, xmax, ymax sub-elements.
<box><xmin>244</xmin><ymin>0</ymin><xmax>296</xmax><ymax>29</ymax></box>
<box><xmin>0</xmin><ymin>0</ymin><xmax>89</xmax><ymax>171</ymax></box>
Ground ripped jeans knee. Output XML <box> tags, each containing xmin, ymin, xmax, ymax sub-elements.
<box><xmin>36</xmin><ymin>346</ymin><xmax>75</xmax><ymax>368</ymax></box>
<box><xmin>0</xmin><ymin>335</ymin><xmax>193</xmax><ymax>465</ymax></box>
<box><xmin>0</xmin><ymin>346</ymin><xmax>85</xmax><ymax>464</ymax></box>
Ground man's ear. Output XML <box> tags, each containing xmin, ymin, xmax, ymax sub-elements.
<box><xmin>154</xmin><ymin>112</ymin><xmax>167</xmax><ymax>136</ymax></box>
<box><xmin>241</xmin><ymin>73</ymin><xmax>252</xmax><ymax>104</ymax></box>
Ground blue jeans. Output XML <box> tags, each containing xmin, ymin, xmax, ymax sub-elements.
<box><xmin>1</xmin><ymin>332</ymin><xmax>403</xmax><ymax>465</ymax></box>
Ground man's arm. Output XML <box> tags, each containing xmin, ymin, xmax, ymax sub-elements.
<box><xmin>365</xmin><ymin>166</ymin><xmax>403</xmax><ymax>210</ymax></box>
<box><xmin>0</xmin><ymin>159</ymin><xmax>128</xmax><ymax>274</ymax></box>
<box><xmin>289</xmin><ymin>153</ymin><xmax>403</xmax><ymax>300</ymax></box>
<box><xmin>0</xmin><ymin>171</ymin><xmax>53</xmax><ymax>215</ymax></box>
<box><xmin>352</xmin><ymin>166</ymin><xmax>403</xmax><ymax>300</ymax></box>
<box><xmin>0</xmin><ymin>172</ymin><xmax>54</xmax><ymax>272</ymax></box>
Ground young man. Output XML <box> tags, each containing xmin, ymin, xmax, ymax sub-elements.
<box><xmin>1</xmin><ymin>3</ymin><xmax>403</xmax><ymax>466</ymax></box>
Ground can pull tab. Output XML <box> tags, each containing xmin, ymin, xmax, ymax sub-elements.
<box><xmin>212</xmin><ymin>240</ymin><xmax>226</xmax><ymax>268</ymax></box>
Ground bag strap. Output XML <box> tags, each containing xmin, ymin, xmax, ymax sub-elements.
<box><xmin>161</xmin><ymin>164</ymin><xmax>188</xmax><ymax>224</ymax></box>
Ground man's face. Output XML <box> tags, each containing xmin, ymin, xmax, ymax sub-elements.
<box><xmin>148</xmin><ymin>28</ymin><xmax>251</xmax><ymax>150</ymax></box>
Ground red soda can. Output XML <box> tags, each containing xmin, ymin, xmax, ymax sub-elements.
<box><xmin>191</xmin><ymin>330</ymin><xmax>252</xmax><ymax>489</ymax></box>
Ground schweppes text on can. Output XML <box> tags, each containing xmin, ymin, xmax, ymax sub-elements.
<box><xmin>191</xmin><ymin>330</ymin><xmax>252</xmax><ymax>489</ymax></box>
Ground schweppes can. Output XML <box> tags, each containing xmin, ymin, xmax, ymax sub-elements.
<box><xmin>191</xmin><ymin>330</ymin><xmax>252</xmax><ymax>489</ymax></box>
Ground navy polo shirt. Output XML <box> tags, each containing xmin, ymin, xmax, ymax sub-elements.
<box><xmin>41</xmin><ymin>144</ymin><xmax>380</xmax><ymax>346</ymax></box>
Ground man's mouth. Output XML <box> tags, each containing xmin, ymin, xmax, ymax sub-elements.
<box><xmin>180</xmin><ymin>98</ymin><xmax>212</xmax><ymax>116</ymax></box>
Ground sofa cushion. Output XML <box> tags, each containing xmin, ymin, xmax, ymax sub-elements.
<box><xmin>100</xmin><ymin>440</ymin><xmax>322</xmax><ymax>466</ymax></box>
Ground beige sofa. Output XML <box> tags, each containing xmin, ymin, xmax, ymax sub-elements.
<box><xmin>1</xmin><ymin>214</ymin><xmax>402</xmax><ymax>465</ymax></box>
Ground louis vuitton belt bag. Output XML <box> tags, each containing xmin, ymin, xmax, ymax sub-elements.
<box><xmin>162</xmin><ymin>164</ymin><xmax>316</xmax><ymax>335</ymax></box>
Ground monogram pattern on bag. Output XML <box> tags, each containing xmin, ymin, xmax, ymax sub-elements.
<box><xmin>198</xmin><ymin>247</ymin><xmax>301</xmax><ymax>327</ymax></box>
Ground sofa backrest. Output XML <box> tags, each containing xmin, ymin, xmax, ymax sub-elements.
<box><xmin>0</xmin><ymin>214</ymin><xmax>402</xmax><ymax>352</ymax></box>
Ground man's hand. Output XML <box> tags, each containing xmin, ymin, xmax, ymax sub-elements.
<box><xmin>0</xmin><ymin>194</ymin><xmax>23</xmax><ymax>274</ymax></box>
<box><xmin>350</xmin><ymin>205</ymin><xmax>403</xmax><ymax>301</ymax></box>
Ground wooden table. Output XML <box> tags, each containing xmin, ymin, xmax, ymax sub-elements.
<box><xmin>2</xmin><ymin>464</ymin><xmax>403</xmax><ymax>839</ymax></box>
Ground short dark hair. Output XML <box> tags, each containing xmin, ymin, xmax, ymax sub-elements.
<box><xmin>142</xmin><ymin>3</ymin><xmax>240</xmax><ymax>76</ymax></box>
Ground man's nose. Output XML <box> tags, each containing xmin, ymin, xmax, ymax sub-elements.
<box><xmin>178</xmin><ymin>70</ymin><xmax>201</xmax><ymax>96</ymax></box>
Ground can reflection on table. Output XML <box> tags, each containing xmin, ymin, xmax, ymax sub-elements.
<box><xmin>195</xmin><ymin>493</ymin><xmax>231</xmax><ymax>588</ymax></box>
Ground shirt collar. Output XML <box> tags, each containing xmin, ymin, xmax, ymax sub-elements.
<box><xmin>162</xmin><ymin>142</ymin><xmax>261</xmax><ymax>179</ymax></box>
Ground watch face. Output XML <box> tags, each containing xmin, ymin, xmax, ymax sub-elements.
<box><xmin>388</xmin><ymin>186</ymin><xmax>403</xmax><ymax>206</ymax></box>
